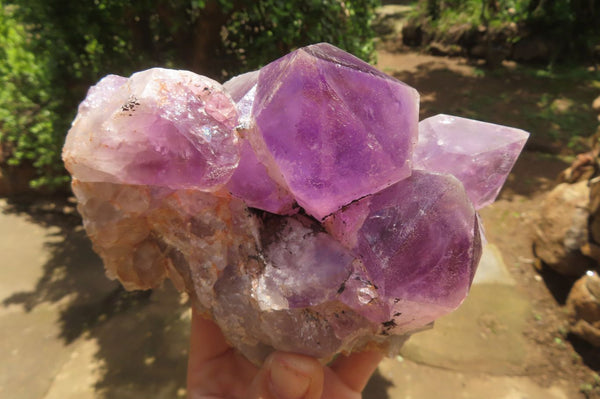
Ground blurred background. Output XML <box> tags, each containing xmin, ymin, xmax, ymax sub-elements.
<box><xmin>1</xmin><ymin>0</ymin><xmax>599</xmax><ymax>398</ymax></box>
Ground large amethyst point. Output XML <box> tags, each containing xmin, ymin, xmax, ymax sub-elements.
<box><xmin>325</xmin><ymin>171</ymin><xmax>482</xmax><ymax>331</ymax></box>
<box><xmin>414</xmin><ymin>114</ymin><xmax>529</xmax><ymax>209</ymax></box>
<box><xmin>252</xmin><ymin>43</ymin><xmax>420</xmax><ymax>220</ymax></box>
<box><xmin>63</xmin><ymin>68</ymin><xmax>240</xmax><ymax>191</ymax></box>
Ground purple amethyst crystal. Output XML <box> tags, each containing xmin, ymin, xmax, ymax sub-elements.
<box><xmin>63</xmin><ymin>43</ymin><xmax>528</xmax><ymax>364</ymax></box>
<box><xmin>63</xmin><ymin>68</ymin><xmax>240</xmax><ymax>191</ymax></box>
<box><xmin>325</xmin><ymin>171</ymin><xmax>481</xmax><ymax>331</ymax></box>
<box><xmin>251</xmin><ymin>43</ymin><xmax>420</xmax><ymax>220</ymax></box>
<box><xmin>414</xmin><ymin>114</ymin><xmax>529</xmax><ymax>209</ymax></box>
<box><xmin>223</xmin><ymin>71</ymin><xmax>297</xmax><ymax>214</ymax></box>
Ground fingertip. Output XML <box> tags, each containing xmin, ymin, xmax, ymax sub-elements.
<box><xmin>187</xmin><ymin>311</ymin><xmax>232</xmax><ymax>394</ymax></box>
<box><xmin>247</xmin><ymin>352</ymin><xmax>324</xmax><ymax>399</ymax></box>
<box><xmin>330</xmin><ymin>350</ymin><xmax>383</xmax><ymax>393</ymax></box>
<box><xmin>269</xmin><ymin>353</ymin><xmax>324</xmax><ymax>399</ymax></box>
<box><xmin>189</xmin><ymin>310</ymin><xmax>230</xmax><ymax>360</ymax></box>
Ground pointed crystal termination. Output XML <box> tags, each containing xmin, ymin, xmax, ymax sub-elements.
<box><xmin>413</xmin><ymin>114</ymin><xmax>529</xmax><ymax>209</ymax></box>
<box><xmin>325</xmin><ymin>171</ymin><xmax>482</xmax><ymax>332</ymax></box>
<box><xmin>224</xmin><ymin>71</ymin><xmax>297</xmax><ymax>214</ymax></box>
<box><xmin>63</xmin><ymin>68</ymin><xmax>240</xmax><ymax>191</ymax></box>
<box><xmin>252</xmin><ymin>43</ymin><xmax>420</xmax><ymax>220</ymax></box>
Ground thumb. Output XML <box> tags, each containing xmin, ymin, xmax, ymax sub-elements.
<box><xmin>246</xmin><ymin>352</ymin><xmax>324</xmax><ymax>399</ymax></box>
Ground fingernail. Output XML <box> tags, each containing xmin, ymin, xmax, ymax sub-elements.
<box><xmin>269</xmin><ymin>355</ymin><xmax>312</xmax><ymax>399</ymax></box>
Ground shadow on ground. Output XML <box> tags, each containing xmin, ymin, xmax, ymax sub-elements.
<box><xmin>534</xmin><ymin>264</ymin><xmax>578</xmax><ymax>305</ymax></box>
<box><xmin>569</xmin><ymin>334</ymin><xmax>600</xmax><ymax>372</ymax></box>
<box><xmin>364</xmin><ymin>368</ymin><xmax>393</xmax><ymax>399</ymax></box>
<box><xmin>1</xmin><ymin>196</ymin><xmax>189</xmax><ymax>398</ymax></box>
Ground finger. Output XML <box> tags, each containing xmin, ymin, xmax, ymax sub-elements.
<box><xmin>188</xmin><ymin>310</ymin><xmax>230</xmax><ymax>363</ymax></box>
<box><xmin>246</xmin><ymin>352</ymin><xmax>324</xmax><ymax>399</ymax></box>
<box><xmin>321</xmin><ymin>368</ymin><xmax>361</xmax><ymax>399</ymax></box>
<box><xmin>329</xmin><ymin>350</ymin><xmax>383</xmax><ymax>393</ymax></box>
<box><xmin>187</xmin><ymin>311</ymin><xmax>256</xmax><ymax>398</ymax></box>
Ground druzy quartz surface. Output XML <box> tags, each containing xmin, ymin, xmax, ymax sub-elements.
<box><xmin>63</xmin><ymin>43</ymin><xmax>528</xmax><ymax>364</ymax></box>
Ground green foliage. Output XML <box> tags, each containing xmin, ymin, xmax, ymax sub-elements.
<box><xmin>414</xmin><ymin>0</ymin><xmax>600</xmax><ymax>61</ymax></box>
<box><xmin>525</xmin><ymin>0</ymin><xmax>600</xmax><ymax>57</ymax></box>
<box><xmin>0</xmin><ymin>3</ymin><xmax>69</xmax><ymax>188</ymax></box>
<box><xmin>0</xmin><ymin>0</ymin><xmax>379</xmax><ymax>190</ymax></box>
<box><xmin>222</xmin><ymin>0</ymin><xmax>380</xmax><ymax>73</ymax></box>
<box><xmin>1</xmin><ymin>0</ymin><xmax>198</xmax><ymax>189</ymax></box>
<box><xmin>416</xmin><ymin>0</ymin><xmax>529</xmax><ymax>31</ymax></box>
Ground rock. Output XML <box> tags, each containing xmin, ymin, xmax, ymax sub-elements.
<box><xmin>62</xmin><ymin>43</ymin><xmax>528</xmax><ymax>364</ymax></box>
<box><xmin>512</xmin><ymin>36</ymin><xmax>553</xmax><ymax>63</ymax></box>
<box><xmin>533</xmin><ymin>181</ymin><xmax>595</xmax><ymax>275</ymax></box>
<box><xmin>445</xmin><ymin>23</ymin><xmax>478</xmax><ymax>48</ymax></box>
<box><xmin>567</xmin><ymin>271</ymin><xmax>600</xmax><ymax>347</ymax></box>
<box><xmin>402</xmin><ymin>22</ymin><xmax>423</xmax><ymax>47</ymax></box>
<box><xmin>469</xmin><ymin>44</ymin><xmax>488</xmax><ymax>59</ymax></box>
<box><xmin>483</xmin><ymin>26</ymin><xmax>514</xmax><ymax>68</ymax></box>
<box><xmin>592</xmin><ymin>96</ymin><xmax>600</xmax><ymax>113</ymax></box>
<box><xmin>556</xmin><ymin>152</ymin><xmax>596</xmax><ymax>184</ymax></box>
<box><xmin>584</xmin><ymin>177</ymin><xmax>600</xmax><ymax>265</ymax></box>
<box><xmin>485</xmin><ymin>44</ymin><xmax>510</xmax><ymax>68</ymax></box>
<box><xmin>428</xmin><ymin>42</ymin><xmax>462</xmax><ymax>57</ymax></box>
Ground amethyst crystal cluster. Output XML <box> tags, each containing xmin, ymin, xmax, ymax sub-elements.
<box><xmin>63</xmin><ymin>43</ymin><xmax>528</xmax><ymax>363</ymax></box>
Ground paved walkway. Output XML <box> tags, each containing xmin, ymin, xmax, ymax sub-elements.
<box><xmin>0</xmin><ymin>200</ymin><xmax>189</xmax><ymax>399</ymax></box>
<box><xmin>0</xmin><ymin>199</ymin><xmax>579</xmax><ymax>398</ymax></box>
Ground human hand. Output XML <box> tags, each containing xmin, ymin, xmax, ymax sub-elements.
<box><xmin>187</xmin><ymin>310</ymin><xmax>383</xmax><ymax>399</ymax></box>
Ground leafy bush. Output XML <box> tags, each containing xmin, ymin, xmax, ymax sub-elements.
<box><xmin>0</xmin><ymin>3</ymin><xmax>68</xmax><ymax>188</ymax></box>
<box><xmin>222</xmin><ymin>0</ymin><xmax>379</xmax><ymax>74</ymax></box>
<box><xmin>413</xmin><ymin>0</ymin><xmax>600</xmax><ymax>61</ymax></box>
<box><xmin>0</xmin><ymin>0</ymin><xmax>380</xmax><ymax>190</ymax></box>
<box><xmin>417</xmin><ymin>0</ymin><xmax>533</xmax><ymax>29</ymax></box>
<box><xmin>525</xmin><ymin>0</ymin><xmax>600</xmax><ymax>58</ymax></box>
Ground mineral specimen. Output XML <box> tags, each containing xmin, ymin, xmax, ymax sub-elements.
<box><xmin>63</xmin><ymin>43</ymin><xmax>528</xmax><ymax>364</ymax></box>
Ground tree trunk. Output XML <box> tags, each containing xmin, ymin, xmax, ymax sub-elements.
<box><xmin>190</xmin><ymin>0</ymin><xmax>231</xmax><ymax>79</ymax></box>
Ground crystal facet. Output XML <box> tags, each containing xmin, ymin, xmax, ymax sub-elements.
<box><xmin>325</xmin><ymin>171</ymin><xmax>481</xmax><ymax>331</ymax></box>
<box><xmin>63</xmin><ymin>43</ymin><xmax>528</xmax><ymax>364</ymax></box>
<box><xmin>414</xmin><ymin>114</ymin><xmax>529</xmax><ymax>209</ymax></box>
<box><xmin>252</xmin><ymin>43</ymin><xmax>420</xmax><ymax>220</ymax></box>
<box><xmin>63</xmin><ymin>68</ymin><xmax>240</xmax><ymax>190</ymax></box>
<box><xmin>223</xmin><ymin>71</ymin><xmax>297</xmax><ymax>214</ymax></box>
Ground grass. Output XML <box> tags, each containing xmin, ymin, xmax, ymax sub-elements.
<box><xmin>522</xmin><ymin>65</ymin><xmax>600</xmax><ymax>82</ymax></box>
